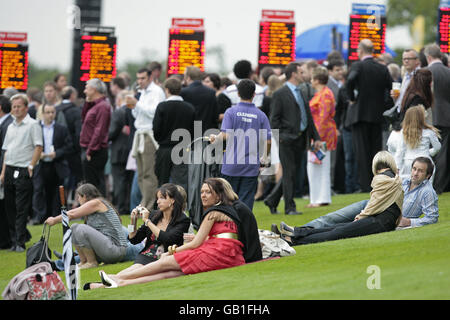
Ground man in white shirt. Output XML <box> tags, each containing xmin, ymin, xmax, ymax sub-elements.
<box><xmin>223</xmin><ymin>60</ymin><xmax>265</xmax><ymax>108</ymax></box>
<box><xmin>390</xmin><ymin>49</ymin><xmax>421</xmax><ymax>113</ymax></box>
<box><xmin>0</xmin><ymin>94</ymin><xmax>43</xmax><ymax>252</ymax></box>
<box><xmin>125</xmin><ymin>68</ymin><xmax>165</xmax><ymax>209</ymax></box>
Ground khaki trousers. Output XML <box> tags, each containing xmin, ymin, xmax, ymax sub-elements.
<box><xmin>136</xmin><ymin>135</ymin><xmax>158</xmax><ymax>209</ymax></box>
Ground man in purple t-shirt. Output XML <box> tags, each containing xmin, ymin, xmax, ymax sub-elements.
<box><xmin>210</xmin><ymin>79</ymin><xmax>271</xmax><ymax>210</ymax></box>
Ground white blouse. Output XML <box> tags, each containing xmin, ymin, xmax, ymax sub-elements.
<box><xmin>395</xmin><ymin>128</ymin><xmax>441</xmax><ymax>180</ymax></box>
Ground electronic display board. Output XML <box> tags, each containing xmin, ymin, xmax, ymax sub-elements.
<box><xmin>438</xmin><ymin>7</ymin><xmax>450</xmax><ymax>53</ymax></box>
<box><xmin>0</xmin><ymin>32</ymin><xmax>28</xmax><ymax>92</ymax></box>
<box><xmin>258</xmin><ymin>10</ymin><xmax>296</xmax><ymax>71</ymax></box>
<box><xmin>348</xmin><ymin>13</ymin><xmax>387</xmax><ymax>63</ymax></box>
<box><xmin>75</xmin><ymin>26</ymin><xmax>117</xmax><ymax>94</ymax></box>
<box><xmin>167</xmin><ymin>18</ymin><xmax>205</xmax><ymax>76</ymax></box>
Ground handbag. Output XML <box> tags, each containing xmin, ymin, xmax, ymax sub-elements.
<box><xmin>26</xmin><ymin>223</ymin><xmax>52</xmax><ymax>268</ymax></box>
<box><xmin>258</xmin><ymin>229</ymin><xmax>296</xmax><ymax>259</ymax></box>
<box><xmin>2</xmin><ymin>262</ymin><xmax>66</xmax><ymax>300</ymax></box>
<box><xmin>26</xmin><ymin>271</ymin><xmax>67</xmax><ymax>300</ymax></box>
<box><xmin>383</xmin><ymin>105</ymin><xmax>399</xmax><ymax>124</ymax></box>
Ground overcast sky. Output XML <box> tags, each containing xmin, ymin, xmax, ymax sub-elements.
<box><xmin>0</xmin><ymin>0</ymin><xmax>412</xmax><ymax>73</ymax></box>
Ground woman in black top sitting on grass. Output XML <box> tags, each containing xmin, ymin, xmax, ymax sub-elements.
<box><xmin>280</xmin><ymin>151</ymin><xmax>404</xmax><ymax>245</ymax></box>
<box><xmin>84</xmin><ymin>183</ymin><xmax>190</xmax><ymax>290</ymax></box>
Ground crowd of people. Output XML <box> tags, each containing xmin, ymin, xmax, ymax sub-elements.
<box><xmin>0</xmin><ymin>38</ymin><xmax>446</xmax><ymax>290</ymax></box>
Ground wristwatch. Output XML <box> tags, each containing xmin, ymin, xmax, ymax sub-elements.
<box><xmin>28</xmin><ymin>164</ymin><xmax>34</xmax><ymax>170</ymax></box>
<box><xmin>144</xmin><ymin>219</ymin><xmax>150</xmax><ymax>227</ymax></box>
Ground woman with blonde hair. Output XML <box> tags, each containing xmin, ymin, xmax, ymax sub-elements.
<box><xmin>279</xmin><ymin>151</ymin><xmax>403</xmax><ymax>245</ymax></box>
<box><xmin>394</xmin><ymin>105</ymin><xmax>441</xmax><ymax>182</ymax></box>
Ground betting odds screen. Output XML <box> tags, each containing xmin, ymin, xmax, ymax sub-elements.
<box><xmin>348</xmin><ymin>4</ymin><xmax>387</xmax><ymax>64</ymax></box>
<box><xmin>258</xmin><ymin>10</ymin><xmax>296</xmax><ymax>71</ymax></box>
<box><xmin>167</xmin><ymin>18</ymin><xmax>205</xmax><ymax>76</ymax></box>
<box><xmin>76</xmin><ymin>26</ymin><xmax>117</xmax><ymax>94</ymax></box>
<box><xmin>438</xmin><ymin>7</ymin><xmax>450</xmax><ymax>53</ymax></box>
<box><xmin>0</xmin><ymin>32</ymin><xmax>28</xmax><ymax>93</ymax></box>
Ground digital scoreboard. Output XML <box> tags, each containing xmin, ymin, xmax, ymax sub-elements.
<box><xmin>0</xmin><ymin>32</ymin><xmax>28</xmax><ymax>93</ymax></box>
<box><xmin>76</xmin><ymin>26</ymin><xmax>117</xmax><ymax>94</ymax></box>
<box><xmin>258</xmin><ymin>10</ymin><xmax>296</xmax><ymax>71</ymax></box>
<box><xmin>167</xmin><ymin>18</ymin><xmax>205</xmax><ymax>76</ymax></box>
<box><xmin>348</xmin><ymin>4</ymin><xmax>387</xmax><ymax>64</ymax></box>
<box><xmin>438</xmin><ymin>6</ymin><xmax>450</xmax><ymax>53</ymax></box>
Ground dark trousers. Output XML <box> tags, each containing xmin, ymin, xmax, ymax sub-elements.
<box><xmin>0</xmin><ymin>199</ymin><xmax>11</xmax><ymax>249</ymax></box>
<box><xmin>433</xmin><ymin>126</ymin><xmax>450</xmax><ymax>194</ymax></box>
<box><xmin>266</xmin><ymin>138</ymin><xmax>306</xmax><ymax>213</ymax></box>
<box><xmin>82</xmin><ymin>148</ymin><xmax>108</xmax><ymax>196</ymax></box>
<box><xmin>155</xmin><ymin>146</ymin><xmax>188</xmax><ymax>193</ymax></box>
<box><xmin>222</xmin><ymin>175</ymin><xmax>258</xmax><ymax>211</ymax></box>
<box><xmin>342</xmin><ymin>127</ymin><xmax>360</xmax><ymax>193</ymax></box>
<box><xmin>352</xmin><ymin>122</ymin><xmax>382</xmax><ymax>192</ymax></box>
<box><xmin>32</xmin><ymin>162</ymin><xmax>61</xmax><ymax>223</ymax></box>
<box><xmin>66</xmin><ymin>151</ymin><xmax>83</xmax><ymax>190</ymax></box>
<box><xmin>111</xmin><ymin>163</ymin><xmax>133</xmax><ymax>215</ymax></box>
<box><xmin>4</xmin><ymin>166</ymin><xmax>33</xmax><ymax>248</ymax></box>
<box><xmin>333</xmin><ymin>134</ymin><xmax>346</xmax><ymax>194</ymax></box>
<box><xmin>292</xmin><ymin>212</ymin><xmax>397</xmax><ymax>245</ymax></box>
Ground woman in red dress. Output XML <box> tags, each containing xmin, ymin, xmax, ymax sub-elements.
<box><xmin>98</xmin><ymin>178</ymin><xmax>246</xmax><ymax>288</ymax></box>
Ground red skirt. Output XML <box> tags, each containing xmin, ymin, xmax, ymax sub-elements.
<box><xmin>174</xmin><ymin>222</ymin><xmax>245</xmax><ymax>274</ymax></box>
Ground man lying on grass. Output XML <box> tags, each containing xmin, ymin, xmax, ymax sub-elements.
<box><xmin>273</xmin><ymin>156</ymin><xmax>438</xmax><ymax>245</ymax></box>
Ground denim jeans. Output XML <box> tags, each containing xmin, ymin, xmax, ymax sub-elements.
<box><xmin>130</xmin><ymin>171</ymin><xmax>142</xmax><ymax>211</ymax></box>
<box><xmin>222</xmin><ymin>175</ymin><xmax>258</xmax><ymax>211</ymax></box>
<box><xmin>302</xmin><ymin>200</ymin><xmax>369</xmax><ymax>229</ymax></box>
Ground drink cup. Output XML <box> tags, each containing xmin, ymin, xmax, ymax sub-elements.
<box><xmin>392</xmin><ymin>82</ymin><xmax>401</xmax><ymax>98</ymax></box>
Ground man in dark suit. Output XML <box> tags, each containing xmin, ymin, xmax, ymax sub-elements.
<box><xmin>31</xmin><ymin>104</ymin><xmax>72</xmax><ymax>224</ymax></box>
<box><xmin>425</xmin><ymin>43</ymin><xmax>450</xmax><ymax>194</ymax></box>
<box><xmin>346</xmin><ymin>39</ymin><xmax>392</xmax><ymax>192</ymax></box>
<box><xmin>181</xmin><ymin>66</ymin><xmax>219</xmax><ymax>136</ymax></box>
<box><xmin>0</xmin><ymin>95</ymin><xmax>14</xmax><ymax>248</ymax></box>
<box><xmin>56</xmin><ymin>86</ymin><xmax>82</xmax><ymax>197</ymax></box>
<box><xmin>264</xmin><ymin>62</ymin><xmax>322</xmax><ymax>215</ymax></box>
<box><xmin>109</xmin><ymin>90</ymin><xmax>133</xmax><ymax>215</ymax></box>
<box><xmin>153</xmin><ymin>77</ymin><xmax>195</xmax><ymax>192</ymax></box>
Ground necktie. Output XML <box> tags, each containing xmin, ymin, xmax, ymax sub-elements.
<box><xmin>295</xmin><ymin>88</ymin><xmax>307</xmax><ymax>131</ymax></box>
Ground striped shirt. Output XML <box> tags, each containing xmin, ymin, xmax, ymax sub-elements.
<box><xmin>402</xmin><ymin>178</ymin><xmax>439</xmax><ymax>227</ymax></box>
<box><xmin>85</xmin><ymin>200</ymin><xmax>128</xmax><ymax>247</ymax></box>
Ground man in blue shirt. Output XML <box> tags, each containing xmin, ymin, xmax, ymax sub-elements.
<box><xmin>274</xmin><ymin>156</ymin><xmax>438</xmax><ymax>235</ymax></box>
<box><xmin>210</xmin><ymin>79</ymin><xmax>271</xmax><ymax>210</ymax></box>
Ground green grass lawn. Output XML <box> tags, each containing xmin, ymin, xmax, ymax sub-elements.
<box><xmin>1</xmin><ymin>192</ymin><xmax>449</xmax><ymax>300</ymax></box>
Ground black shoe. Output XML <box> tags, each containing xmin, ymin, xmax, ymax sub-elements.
<box><xmin>264</xmin><ymin>199</ymin><xmax>279</xmax><ymax>214</ymax></box>
<box><xmin>271</xmin><ymin>224</ymin><xmax>281</xmax><ymax>235</ymax></box>
<box><xmin>280</xmin><ymin>221</ymin><xmax>295</xmax><ymax>236</ymax></box>
<box><xmin>9</xmin><ymin>246</ymin><xmax>16</xmax><ymax>252</ymax></box>
<box><xmin>285</xmin><ymin>210</ymin><xmax>302</xmax><ymax>215</ymax></box>
<box><xmin>15</xmin><ymin>245</ymin><xmax>25</xmax><ymax>253</ymax></box>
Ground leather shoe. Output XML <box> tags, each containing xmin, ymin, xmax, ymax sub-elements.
<box><xmin>271</xmin><ymin>224</ymin><xmax>281</xmax><ymax>235</ymax></box>
<box><xmin>280</xmin><ymin>221</ymin><xmax>294</xmax><ymax>236</ymax></box>
<box><xmin>285</xmin><ymin>210</ymin><xmax>302</xmax><ymax>215</ymax></box>
<box><xmin>264</xmin><ymin>199</ymin><xmax>279</xmax><ymax>214</ymax></box>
